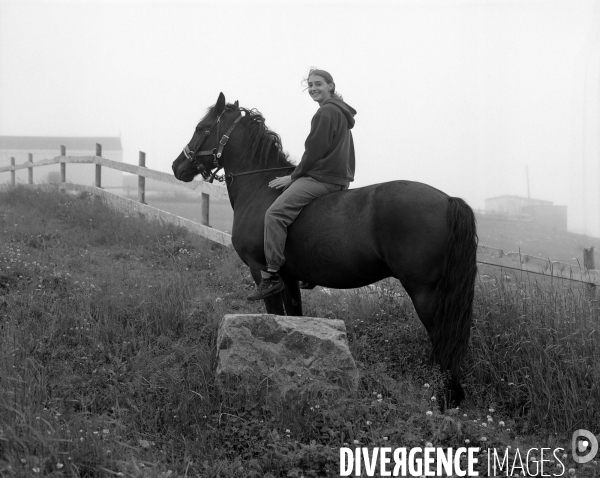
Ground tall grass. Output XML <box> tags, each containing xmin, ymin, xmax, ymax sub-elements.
<box><xmin>0</xmin><ymin>186</ymin><xmax>598</xmax><ymax>477</ymax></box>
<box><xmin>468</xmin><ymin>273</ymin><xmax>600</xmax><ymax>433</ymax></box>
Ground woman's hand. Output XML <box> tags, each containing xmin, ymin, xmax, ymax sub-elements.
<box><xmin>269</xmin><ymin>175</ymin><xmax>292</xmax><ymax>189</ymax></box>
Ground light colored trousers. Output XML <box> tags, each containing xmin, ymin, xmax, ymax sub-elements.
<box><xmin>264</xmin><ymin>176</ymin><xmax>343</xmax><ymax>271</ymax></box>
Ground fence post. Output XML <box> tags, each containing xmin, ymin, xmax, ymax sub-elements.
<box><xmin>584</xmin><ymin>247</ymin><xmax>595</xmax><ymax>270</ymax></box>
<box><xmin>201</xmin><ymin>193</ymin><xmax>210</xmax><ymax>227</ymax></box>
<box><xmin>60</xmin><ymin>145</ymin><xmax>66</xmax><ymax>193</ymax></box>
<box><xmin>138</xmin><ymin>150</ymin><xmax>146</xmax><ymax>202</ymax></box>
<box><xmin>10</xmin><ymin>157</ymin><xmax>15</xmax><ymax>186</ymax></box>
<box><xmin>95</xmin><ymin>143</ymin><xmax>102</xmax><ymax>188</ymax></box>
<box><xmin>28</xmin><ymin>153</ymin><xmax>33</xmax><ymax>185</ymax></box>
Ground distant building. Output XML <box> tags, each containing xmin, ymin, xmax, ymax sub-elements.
<box><xmin>0</xmin><ymin>136</ymin><xmax>123</xmax><ymax>188</ymax></box>
<box><xmin>484</xmin><ymin>195</ymin><xmax>567</xmax><ymax>231</ymax></box>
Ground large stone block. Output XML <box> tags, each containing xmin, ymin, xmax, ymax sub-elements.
<box><xmin>216</xmin><ymin>314</ymin><xmax>359</xmax><ymax>400</ymax></box>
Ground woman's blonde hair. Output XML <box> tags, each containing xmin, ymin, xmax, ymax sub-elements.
<box><xmin>303</xmin><ymin>68</ymin><xmax>343</xmax><ymax>100</ymax></box>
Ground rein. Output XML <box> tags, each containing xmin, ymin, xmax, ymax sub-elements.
<box><xmin>225</xmin><ymin>166</ymin><xmax>295</xmax><ymax>184</ymax></box>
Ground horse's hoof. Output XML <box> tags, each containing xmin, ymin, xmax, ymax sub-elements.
<box><xmin>299</xmin><ymin>282</ymin><xmax>316</xmax><ymax>290</ymax></box>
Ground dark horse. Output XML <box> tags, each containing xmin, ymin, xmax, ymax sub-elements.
<box><xmin>172</xmin><ymin>93</ymin><xmax>478</xmax><ymax>404</ymax></box>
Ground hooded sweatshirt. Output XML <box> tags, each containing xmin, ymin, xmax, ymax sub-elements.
<box><xmin>290</xmin><ymin>98</ymin><xmax>356</xmax><ymax>187</ymax></box>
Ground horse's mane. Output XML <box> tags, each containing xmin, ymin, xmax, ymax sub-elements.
<box><xmin>202</xmin><ymin>103</ymin><xmax>295</xmax><ymax>169</ymax></box>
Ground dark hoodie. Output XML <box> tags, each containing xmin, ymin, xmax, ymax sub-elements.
<box><xmin>290</xmin><ymin>98</ymin><xmax>356</xmax><ymax>187</ymax></box>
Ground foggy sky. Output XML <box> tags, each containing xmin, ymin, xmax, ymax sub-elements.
<box><xmin>1</xmin><ymin>0</ymin><xmax>599</xmax><ymax>235</ymax></box>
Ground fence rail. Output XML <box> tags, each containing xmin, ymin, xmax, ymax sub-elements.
<box><xmin>1</xmin><ymin>145</ymin><xmax>598</xmax><ymax>285</ymax></box>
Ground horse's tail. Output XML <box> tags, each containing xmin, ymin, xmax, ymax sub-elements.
<box><xmin>432</xmin><ymin>196</ymin><xmax>478</xmax><ymax>403</ymax></box>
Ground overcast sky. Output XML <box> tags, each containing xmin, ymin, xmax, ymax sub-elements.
<box><xmin>1</xmin><ymin>0</ymin><xmax>599</xmax><ymax>235</ymax></box>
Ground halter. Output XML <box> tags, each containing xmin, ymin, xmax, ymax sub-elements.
<box><xmin>183</xmin><ymin>110</ymin><xmax>243</xmax><ymax>183</ymax></box>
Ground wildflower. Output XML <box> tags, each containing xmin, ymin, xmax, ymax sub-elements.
<box><xmin>424</xmin><ymin>383</ymin><xmax>430</xmax><ymax>388</ymax></box>
<box><xmin>481</xmin><ymin>437</ymin><xmax>487</xmax><ymax>442</ymax></box>
<box><xmin>383</xmin><ymin>437</ymin><xmax>389</xmax><ymax>441</ymax></box>
<box><xmin>487</xmin><ymin>417</ymin><xmax>493</xmax><ymax>423</ymax></box>
<box><xmin>489</xmin><ymin>408</ymin><xmax>495</xmax><ymax>413</ymax></box>
<box><xmin>285</xmin><ymin>429</ymin><xmax>290</xmax><ymax>434</ymax></box>
<box><xmin>426</xmin><ymin>411</ymin><xmax>433</xmax><ymax>417</ymax></box>
<box><xmin>499</xmin><ymin>421</ymin><xmax>505</xmax><ymax>427</ymax></box>
<box><xmin>481</xmin><ymin>423</ymin><xmax>487</xmax><ymax>427</ymax></box>
<box><xmin>32</xmin><ymin>468</ymin><xmax>40</xmax><ymax>473</ymax></box>
<box><xmin>562</xmin><ymin>454</ymin><xmax>568</xmax><ymax>460</ymax></box>
<box><xmin>431</xmin><ymin>396</ymin><xmax>436</xmax><ymax>401</ymax></box>
<box><xmin>377</xmin><ymin>394</ymin><xmax>382</xmax><ymax>399</ymax></box>
<box><xmin>465</xmin><ymin>439</ymin><xmax>470</xmax><ymax>444</ymax></box>
<box><xmin>568</xmin><ymin>469</ymin><xmax>576</xmax><ymax>475</ymax></box>
<box><xmin>425</xmin><ymin>442</ymin><xmax>433</xmax><ymax>447</ymax></box>
<box><xmin>56</xmin><ymin>463</ymin><xmax>64</xmax><ymax>469</ymax></box>
<box><xmin>353</xmin><ymin>439</ymin><xmax>359</xmax><ymax>445</ymax></box>
<box><xmin>366</xmin><ymin>421</ymin><xmax>372</xmax><ymax>425</ymax></box>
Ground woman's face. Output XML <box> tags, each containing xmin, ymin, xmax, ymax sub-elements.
<box><xmin>307</xmin><ymin>74</ymin><xmax>333</xmax><ymax>105</ymax></box>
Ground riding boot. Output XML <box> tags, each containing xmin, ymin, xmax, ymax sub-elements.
<box><xmin>247</xmin><ymin>272</ymin><xmax>284</xmax><ymax>300</ymax></box>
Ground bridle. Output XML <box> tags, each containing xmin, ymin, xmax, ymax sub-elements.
<box><xmin>182</xmin><ymin>109</ymin><xmax>243</xmax><ymax>183</ymax></box>
<box><xmin>182</xmin><ymin>105</ymin><xmax>296</xmax><ymax>184</ymax></box>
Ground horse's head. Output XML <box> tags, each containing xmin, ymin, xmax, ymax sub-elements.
<box><xmin>172</xmin><ymin>92</ymin><xmax>243</xmax><ymax>183</ymax></box>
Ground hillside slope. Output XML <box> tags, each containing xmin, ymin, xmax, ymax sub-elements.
<box><xmin>476</xmin><ymin>215</ymin><xmax>599</xmax><ymax>266</ymax></box>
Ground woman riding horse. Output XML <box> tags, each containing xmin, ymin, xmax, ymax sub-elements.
<box><xmin>171</xmin><ymin>87</ymin><xmax>478</xmax><ymax>406</ymax></box>
<box><xmin>247</xmin><ymin>69</ymin><xmax>357</xmax><ymax>300</ymax></box>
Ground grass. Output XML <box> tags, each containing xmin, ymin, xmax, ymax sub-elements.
<box><xmin>0</xmin><ymin>185</ymin><xmax>598</xmax><ymax>477</ymax></box>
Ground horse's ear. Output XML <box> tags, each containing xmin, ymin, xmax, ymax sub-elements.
<box><xmin>234</xmin><ymin>100</ymin><xmax>239</xmax><ymax>108</ymax></box>
<box><xmin>216</xmin><ymin>93</ymin><xmax>226</xmax><ymax>114</ymax></box>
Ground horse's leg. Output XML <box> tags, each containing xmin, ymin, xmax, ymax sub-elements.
<box><xmin>281</xmin><ymin>277</ymin><xmax>302</xmax><ymax>316</ymax></box>
<box><xmin>407</xmin><ymin>282</ymin><xmax>462</xmax><ymax>408</ymax></box>
<box><xmin>405</xmin><ymin>197</ymin><xmax>477</xmax><ymax>408</ymax></box>
<box><xmin>250</xmin><ymin>268</ymin><xmax>285</xmax><ymax>315</ymax></box>
<box><xmin>263</xmin><ymin>293</ymin><xmax>285</xmax><ymax>315</ymax></box>
<box><xmin>406</xmin><ymin>284</ymin><xmax>438</xmax><ymax>366</ymax></box>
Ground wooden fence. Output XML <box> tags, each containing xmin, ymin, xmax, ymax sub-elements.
<box><xmin>0</xmin><ymin>144</ymin><xmax>231</xmax><ymax>247</ymax></box>
<box><xmin>1</xmin><ymin>144</ymin><xmax>599</xmax><ymax>286</ymax></box>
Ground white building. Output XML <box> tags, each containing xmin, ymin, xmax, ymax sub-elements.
<box><xmin>485</xmin><ymin>195</ymin><xmax>567</xmax><ymax>231</ymax></box>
